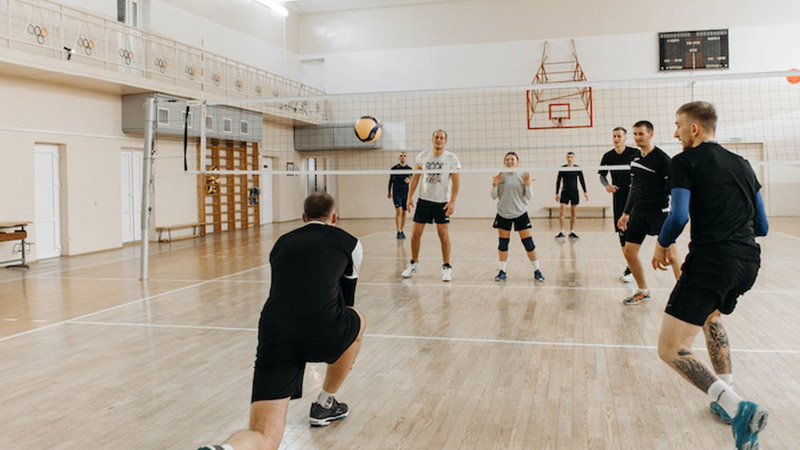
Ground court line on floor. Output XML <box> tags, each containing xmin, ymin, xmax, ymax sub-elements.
<box><xmin>30</xmin><ymin>275</ymin><xmax>271</xmax><ymax>284</ymax></box>
<box><xmin>774</xmin><ymin>231</ymin><xmax>800</xmax><ymax>242</ymax></box>
<box><xmin>0</xmin><ymin>264</ymin><xmax>268</xmax><ymax>344</ymax></box>
<box><xmin>61</xmin><ymin>320</ymin><xmax>800</xmax><ymax>355</ymax></box>
<box><xmin>359</xmin><ymin>281</ymin><xmax>800</xmax><ymax>295</ymax></box>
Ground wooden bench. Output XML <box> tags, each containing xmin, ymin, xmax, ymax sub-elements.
<box><xmin>0</xmin><ymin>222</ymin><xmax>31</xmax><ymax>269</ymax></box>
<box><xmin>545</xmin><ymin>206</ymin><xmax>609</xmax><ymax>219</ymax></box>
<box><xmin>156</xmin><ymin>222</ymin><xmax>206</xmax><ymax>243</ymax></box>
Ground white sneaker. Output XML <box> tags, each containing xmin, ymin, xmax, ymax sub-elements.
<box><xmin>619</xmin><ymin>272</ymin><xmax>634</xmax><ymax>283</ymax></box>
<box><xmin>442</xmin><ymin>265</ymin><xmax>452</xmax><ymax>282</ymax></box>
<box><xmin>401</xmin><ymin>261</ymin><xmax>420</xmax><ymax>278</ymax></box>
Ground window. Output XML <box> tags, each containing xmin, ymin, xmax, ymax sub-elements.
<box><xmin>117</xmin><ymin>0</ymin><xmax>142</xmax><ymax>27</ymax></box>
<box><xmin>205</xmin><ymin>115</ymin><xmax>214</xmax><ymax>130</ymax></box>
<box><xmin>181</xmin><ymin>111</ymin><xmax>193</xmax><ymax>129</ymax></box>
<box><xmin>223</xmin><ymin>118</ymin><xmax>232</xmax><ymax>133</ymax></box>
<box><xmin>157</xmin><ymin>108</ymin><xmax>169</xmax><ymax>126</ymax></box>
<box><xmin>240</xmin><ymin>120</ymin><xmax>249</xmax><ymax>135</ymax></box>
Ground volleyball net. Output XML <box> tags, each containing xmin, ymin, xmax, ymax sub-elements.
<box><xmin>171</xmin><ymin>70</ymin><xmax>800</xmax><ymax>178</ymax></box>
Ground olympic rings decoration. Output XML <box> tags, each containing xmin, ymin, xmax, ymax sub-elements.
<box><xmin>185</xmin><ymin>66</ymin><xmax>197</xmax><ymax>80</ymax></box>
<box><xmin>119</xmin><ymin>48</ymin><xmax>134</xmax><ymax>65</ymax></box>
<box><xmin>235</xmin><ymin>79</ymin><xmax>244</xmax><ymax>91</ymax></box>
<box><xmin>211</xmin><ymin>73</ymin><xmax>222</xmax><ymax>86</ymax></box>
<box><xmin>77</xmin><ymin>37</ymin><xmax>95</xmax><ymax>56</ymax></box>
<box><xmin>27</xmin><ymin>23</ymin><xmax>48</xmax><ymax>45</ymax></box>
<box><xmin>254</xmin><ymin>85</ymin><xmax>262</xmax><ymax>95</ymax></box>
<box><xmin>154</xmin><ymin>58</ymin><xmax>168</xmax><ymax>73</ymax></box>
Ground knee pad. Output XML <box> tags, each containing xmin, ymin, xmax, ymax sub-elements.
<box><xmin>498</xmin><ymin>238</ymin><xmax>510</xmax><ymax>252</ymax></box>
<box><xmin>522</xmin><ymin>236</ymin><xmax>535</xmax><ymax>252</ymax></box>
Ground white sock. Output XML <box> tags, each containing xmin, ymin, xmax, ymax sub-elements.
<box><xmin>718</xmin><ymin>373</ymin><xmax>733</xmax><ymax>386</ymax></box>
<box><xmin>531</xmin><ymin>260</ymin><xmax>539</xmax><ymax>270</ymax></box>
<box><xmin>708</xmin><ymin>379</ymin><xmax>742</xmax><ymax>418</ymax></box>
<box><xmin>499</xmin><ymin>261</ymin><xmax>507</xmax><ymax>271</ymax></box>
<box><xmin>560</xmin><ymin>230</ymin><xmax>565</xmax><ymax>235</ymax></box>
<box><xmin>221</xmin><ymin>445</ymin><xmax>234</xmax><ymax>450</ymax></box>
<box><xmin>317</xmin><ymin>389</ymin><xmax>335</xmax><ymax>408</ymax></box>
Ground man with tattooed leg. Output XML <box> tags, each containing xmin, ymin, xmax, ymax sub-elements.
<box><xmin>653</xmin><ymin>101</ymin><xmax>770</xmax><ymax>450</ymax></box>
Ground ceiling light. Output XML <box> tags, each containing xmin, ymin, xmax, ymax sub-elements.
<box><xmin>254</xmin><ymin>0</ymin><xmax>289</xmax><ymax>17</ymax></box>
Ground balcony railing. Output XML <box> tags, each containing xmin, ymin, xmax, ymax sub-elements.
<box><xmin>0</xmin><ymin>0</ymin><xmax>326</xmax><ymax>120</ymax></box>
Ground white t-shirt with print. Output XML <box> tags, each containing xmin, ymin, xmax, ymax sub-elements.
<box><xmin>415</xmin><ymin>149</ymin><xmax>462</xmax><ymax>203</ymax></box>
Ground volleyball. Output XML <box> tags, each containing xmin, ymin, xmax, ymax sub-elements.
<box><xmin>354</xmin><ymin>115</ymin><xmax>382</xmax><ymax>143</ymax></box>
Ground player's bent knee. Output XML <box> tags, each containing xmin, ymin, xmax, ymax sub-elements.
<box><xmin>521</xmin><ymin>237</ymin><xmax>535</xmax><ymax>252</ymax></box>
<box><xmin>498</xmin><ymin>238</ymin><xmax>510</xmax><ymax>251</ymax></box>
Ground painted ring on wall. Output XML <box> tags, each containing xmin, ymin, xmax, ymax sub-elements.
<box><xmin>27</xmin><ymin>23</ymin><xmax>35</xmax><ymax>35</ymax></box>
<box><xmin>185</xmin><ymin>66</ymin><xmax>196</xmax><ymax>79</ymax></box>
<box><xmin>40</xmin><ymin>26</ymin><xmax>47</xmax><ymax>38</ymax></box>
<box><xmin>155</xmin><ymin>58</ymin><xmax>168</xmax><ymax>73</ymax></box>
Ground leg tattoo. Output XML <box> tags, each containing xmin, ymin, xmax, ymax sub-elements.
<box><xmin>704</xmin><ymin>321</ymin><xmax>731</xmax><ymax>375</ymax></box>
<box><xmin>671</xmin><ymin>348</ymin><xmax>718</xmax><ymax>393</ymax></box>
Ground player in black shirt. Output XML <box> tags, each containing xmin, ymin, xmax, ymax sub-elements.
<box><xmin>599</xmin><ymin>127</ymin><xmax>640</xmax><ymax>282</ymax></box>
<box><xmin>388</xmin><ymin>152</ymin><xmax>412</xmax><ymax>239</ymax></box>
<box><xmin>199</xmin><ymin>193</ymin><xmax>366</xmax><ymax>450</ymax></box>
<box><xmin>617</xmin><ymin>120</ymin><xmax>681</xmax><ymax>305</ymax></box>
<box><xmin>555</xmin><ymin>152</ymin><xmax>588</xmax><ymax>239</ymax></box>
<box><xmin>652</xmin><ymin>102</ymin><xmax>769</xmax><ymax>450</ymax></box>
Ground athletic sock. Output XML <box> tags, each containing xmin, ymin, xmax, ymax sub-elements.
<box><xmin>718</xmin><ymin>373</ymin><xmax>733</xmax><ymax>386</ymax></box>
<box><xmin>499</xmin><ymin>262</ymin><xmax>507</xmax><ymax>271</ymax></box>
<box><xmin>317</xmin><ymin>389</ymin><xmax>335</xmax><ymax>409</ymax></box>
<box><xmin>531</xmin><ymin>260</ymin><xmax>540</xmax><ymax>270</ymax></box>
<box><xmin>560</xmin><ymin>230</ymin><xmax>565</xmax><ymax>235</ymax></box>
<box><xmin>708</xmin><ymin>379</ymin><xmax>742</xmax><ymax>418</ymax></box>
<box><xmin>220</xmin><ymin>445</ymin><xmax>234</xmax><ymax>450</ymax></box>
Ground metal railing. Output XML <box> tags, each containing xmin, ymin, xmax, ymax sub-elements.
<box><xmin>0</xmin><ymin>0</ymin><xmax>326</xmax><ymax>119</ymax></box>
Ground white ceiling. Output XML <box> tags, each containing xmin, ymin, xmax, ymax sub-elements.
<box><xmin>279</xmin><ymin>0</ymin><xmax>462</xmax><ymax>14</ymax></box>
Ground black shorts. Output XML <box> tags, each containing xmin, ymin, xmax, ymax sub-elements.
<box><xmin>559</xmin><ymin>189</ymin><xmax>580</xmax><ymax>205</ymax></box>
<box><xmin>665</xmin><ymin>251</ymin><xmax>760</xmax><ymax>326</ymax></box>
<box><xmin>613</xmin><ymin>190</ymin><xmax>629</xmax><ymax>246</ymax></box>
<box><xmin>625</xmin><ymin>211</ymin><xmax>667</xmax><ymax>245</ymax></box>
<box><xmin>392</xmin><ymin>191</ymin><xmax>408</xmax><ymax>210</ymax></box>
<box><xmin>413</xmin><ymin>199</ymin><xmax>449</xmax><ymax>224</ymax></box>
<box><xmin>493</xmin><ymin>213</ymin><xmax>532</xmax><ymax>231</ymax></box>
<box><xmin>251</xmin><ymin>308</ymin><xmax>361</xmax><ymax>402</ymax></box>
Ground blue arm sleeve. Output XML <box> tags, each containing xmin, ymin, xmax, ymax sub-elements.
<box><xmin>658</xmin><ymin>188</ymin><xmax>691</xmax><ymax>247</ymax></box>
<box><xmin>755</xmin><ymin>191</ymin><xmax>768</xmax><ymax>237</ymax></box>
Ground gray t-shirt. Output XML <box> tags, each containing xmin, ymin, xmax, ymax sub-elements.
<box><xmin>415</xmin><ymin>149</ymin><xmax>462</xmax><ymax>203</ymax></box>
<box><xmin>491</xmin><ymin>172</ymin><xmax>532</xmax><ymax>219</ymax></box>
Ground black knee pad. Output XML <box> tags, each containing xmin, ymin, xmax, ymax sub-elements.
<box><xmin>498</xmin><ymin>238</ymin><xmax>510</xmax><ymax>251</ymax></box>
<box><xmin>522</xmin><ymin>236</ymin><xmax>535</xmax><ymax>251</ymax></box>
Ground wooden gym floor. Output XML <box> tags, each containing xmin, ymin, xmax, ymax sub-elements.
<box><xmin>1</xmin><ymin>217</ymin><xmax>799</xmax><ymax>449</ymax></box>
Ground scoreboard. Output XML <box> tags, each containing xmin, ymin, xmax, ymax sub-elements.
<box><xmin>659</xmin><ymin>29</ymin><xmax>729</xmax><ymax>71</ymax></box>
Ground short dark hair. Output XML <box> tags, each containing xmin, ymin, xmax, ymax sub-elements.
<box><xmin>613</xmin><ymin>126</ymin><xmax>627</xmax><ymax>134</ymax></box>
<box><xmin>567</xmin><ymin>151</ymin><xmax>575</xmax><ymax>156</ymax></box>
<box><xmin>504</xmin><ymin>151</ymin><xmax>519</xmax><ymax>161</ymax></box>
<box><xmin>633</xmin><ymin>120</ymin><xmax>654</xmax><ymax>132</ymax></box>
<box><xmin>304</xmin><ymin>192</ymin><xmax>335</xmax><ymax>220</ymax></box>
<box><xmin>676</xmin><ymin>101</ymin><xmax>717</xmax><ymax>133</ymax></box>
<box><xmin>432</xmin><ymin>129</ymin><xmax>448</xmax><ymax>139</ymax></box>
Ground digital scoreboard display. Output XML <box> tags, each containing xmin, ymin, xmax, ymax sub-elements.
<box><xmin>659</xmin><ymin>29</ymin><xmax>729</xmax><ymax>71</ymax></box>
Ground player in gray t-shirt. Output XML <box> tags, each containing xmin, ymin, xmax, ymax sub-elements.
<box><xmin>490</xmin><ymin>152</ymin><xmax>545</xmax><ymax>282</ymax></box>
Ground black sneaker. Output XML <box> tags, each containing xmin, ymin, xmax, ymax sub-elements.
<box><xmin>399</xmin><ymin>231</ymin><xmax>406</xmax><ymax>239</ymax></box>
<box><xmin>568</xmin><ymin>231</ymin><xmax>579</xmax><ymax>239</ymax></box>
<box><xmin>197</xmin><ymin>446</ymin><xmax>226</xmax><ymax>450</ymax></box>
<box><xmin>534</xmin><ymin>269</ymin><xmax>545</xmax><ymax>282</ymax></box>
<box><xmin>309</xmin><ymin>398</ymin><xmax>349</xmax><ymax>426</ymax></box>
<box><xmin>555</xmin><ymin>232</ymin><xmax>565</xmax><ymax>239</ymax></box>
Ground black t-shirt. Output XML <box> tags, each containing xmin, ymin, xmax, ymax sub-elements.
<box><xmin>599</xmin><ymin>146</ymin><xmax>640</xmax><ymax>192</ymax></box>
<box><xmin>556</xmin><ymin>165</ymin><xmax>587</xmax><ymax>193</ymax></box>
<box><xmin>624</xmin><ymin>146</ymin><xmax>671</xmax><ymax>214</ymax></box>
<box><xmin>669</xmin><ymin>142</ymin><xmax>761</xmax><ymax>259</ymax></box>
<box><xmin>388</xmin><ymin>164</ymin><xmax>411</xmax><ymax>193</ymax></box>
<box><xmin>260</xmin><ymin>223</ymin><xmax>361</xmax><ymax>342</ymax></box>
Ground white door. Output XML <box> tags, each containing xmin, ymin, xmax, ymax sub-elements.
<box><xmin>260</xmin><ymin>157</ymin><xmax>273</xmax><ymax>224</ymax></box>
<box><xmin>121</xmin><ymin>150</ymin><xmax>143</xmax><ymax>242</ymax></box>
<box><xmin>34</xmin><ymin>144</ymin><xmax>61</xmax><ymax>259</ymax></box>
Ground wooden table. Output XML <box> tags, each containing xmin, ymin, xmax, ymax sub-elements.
<box><xmin>0</xmin><ymin>222</ymin><xmax>32</xmax><ymax>269</ymax></box>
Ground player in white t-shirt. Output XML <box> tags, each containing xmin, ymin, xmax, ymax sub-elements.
<box><xmin>401</xmin><ymin>130</ymin><xmax>461</xmax><ymax>281</ymax></box>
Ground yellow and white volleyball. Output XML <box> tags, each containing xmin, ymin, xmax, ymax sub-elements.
<box><xmin>354</xmin><ymin>115</ymin><xmax>383</xmax><ymax>143</ymax></box>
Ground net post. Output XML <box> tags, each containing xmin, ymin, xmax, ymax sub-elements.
<box><xmin>199</xmin><ymin>100</ymin><xmax>207</xmax><ymax>172</ymax></box>
<box><xmin>139</xmin><ymin>96</ymin><xmax>156</xmax><ymax>281</ymax></box>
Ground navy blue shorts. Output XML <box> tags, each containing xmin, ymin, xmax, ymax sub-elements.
<box><xmin>392</xmin><ymin>191</ymin><xmax>408</xmax><ymax>210</ymax></box>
